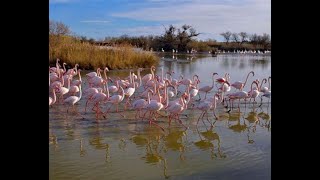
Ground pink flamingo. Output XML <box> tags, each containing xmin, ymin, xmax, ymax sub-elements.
<box><xmin>143</xmin><ymin>91</ymin><xmax>165</xmax><ymax>131</ymax></box>
<box><xmin>259</xmin><ymin>89</ymin><xmax>271</xmax><ymax>107</ymax></box>
<box><xmin>260</xmin><ymin>76</ymin><xmax>271</xmax><ymax>93</ymax></box>
<box><xmin>198</xmin><ymin>72</ymin><xmax>218</xmax><ymax>100</ymax></box>
<box><xmin>142</xmin><ymin>66</ymin><xmax>156</xmax><ymax>86</ymax></box>
<box><xmin>165</xmin><ymin>89</ymin><xmax>189</xmax><ymax>129</ymax></box>
<box><xmin>71</xmin><ymin>68</ymin><xmax>82</xmax><ymax>86</ymax></box>
<box><xmin>86</xmin><ymin>67</ymin><xmax>100</xmax><ymax>79</ymax></box>
<box><xmin>66</xmin><ymin>64</ymin><xmax>79</xmax><ymax>76</ymax></box>
<box><xmin>227</xmin><ymin>80</ymin><xmax>257</xmax><ymax>112</ymax></box>
<box><xmin>56</xmin><ymin>76</ymin><xmax>71</xmax><ymax>102</ymax></box>
<box><xmin>194</xmin><ymin>93</ymin><xmax>220</xmax><ymax>127</ymax></box>
<box><xmin>189</xmin><ymin>76</ymin><xmax>201</xmax><ymax>101</ymax></box>
<box><xmin>231</xmin><ymin>71</ymin><xmax>254</xmax><ymax>91</ymax></box>
<box><xmin>49</xmin><ymin>88</ymin><xmax>57</xmax><ymax>106</ymax></box>
<box><xmin>90</xmin><ymin>67</ymin><xmax>108</xmax><ymax>88</ymax></box>
<box><xmin>104</xmin><ymin>86</ymin><xmax>126</xmax><ymax>117</ymax></box>
<box><xmin>63</xmin><ymin>84</ymin><xmax>84</xmax><ymax>118</ymax></box>
<box><xmin>69</xmin><ymin>70</ymin><xmax>82</xmax><ymax>96</ymax></box>
<box><xmin>83</xmin><ymin>87</ymin><xmax>100</xmax><ymax>113</ymax></box>
<box><xmin>248</xmin><ymin>80</ymin><xmax>260</xmax><ymax>103</ymax></box>
<box><xmin>91</xmin><ymin>85</ymin><xmax>109</xmax><ymax>119</ymax></box>
<box><xmin>132</xmin><ymin>98</ymin><xmax>148</xmax><ymax>119</ymax></box>
<box><xmin>108</xmin><ymin>79</ymin><xmax>119</xmax><ymax>94</ymax></box>
<box><xmin>215</xmin><ymin>73</ymin><xmax>229</xmax><ymax>84</ymax></box>
<box><xmin>124</xmin><ymin>70</ymin><xmax>136</xmax><ymax>109</ymax></box>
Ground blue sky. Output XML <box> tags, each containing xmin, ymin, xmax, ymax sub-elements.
<box><xmin>49</xmin><ymin>0</ymin><xmax>271</xmax><ymax>41</ymax></box>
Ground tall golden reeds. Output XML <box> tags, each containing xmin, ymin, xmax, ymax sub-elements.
<box><xmin>49</xmin><ymin>35</ymin><xmax>159</xmax><ymax>70</ymax></box>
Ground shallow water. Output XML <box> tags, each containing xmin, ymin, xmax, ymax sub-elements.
<box><xmin>49</xmin><ymin>54</ymin><xmax>271</xmax><ymax>180</ymax></box>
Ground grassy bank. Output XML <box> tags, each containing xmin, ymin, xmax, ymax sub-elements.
<box><xmin>49</xmin><ymin>35</ymin><xmax>159</xmax><ymax>70</ymax></box>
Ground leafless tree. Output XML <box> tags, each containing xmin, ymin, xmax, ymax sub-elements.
<box><xmin>49</xmin><ymin>20</ymin><xmax>71</xmax><ymax>36</ymax></box>
<box><xmin>231</xmin><ymin>33</ymin><xmax>240</xmax><ymax>43</ymax></box>
<box><xmin>220</xmin><ymin>31</ymin><xmax>232</xmax><ymax>43</ymax></box>
<box><xmin>239</xmin><ymin>32</ymin><xmax>248</xmax><ymax>44</ymax></box>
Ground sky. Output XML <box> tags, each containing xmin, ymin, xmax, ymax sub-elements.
<box><xmin>49</xmin><ymin>0</ymin><xmax>271</xmax><ymax>41</ymax></box>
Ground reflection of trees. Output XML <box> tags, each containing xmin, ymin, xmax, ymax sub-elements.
<box><xmin>257</xmin><ymin>107</ymin><xmax>271</xmax><ymax>131</ymax></box>
<box><xmin>194</xmin><ymin>126</ymin><xmax>226</xmax><ymax>159</ymax></box>
<box><xmin>88</xmin><ymin>123</ymin><xmax>109</xmax><ymax>150</ymax></box>
<box><xmin>130</xmin><ymin>126</ymin><xmax>165</xmax><ymax>164</ymax></box>
<box><xmin>164</xmin><ymin>129</ymin><xmax>187</xmax><ymax>161</ymax></box>
<box><xmin>228</xmin><ymin>116</ymin><xmax>247</xmax><ymax>133</ymax></box>
<box><xmin>229</xmin><ymin>106</ymin><xmax>271</xmax><ymax>143</ymax></box>
<box><xmin>217</xmin><ymin>55</ymin><xmax>271</xmax><ymax>70</ymax></box>
<box><xmin>164</xmin><ymin>130</ymin><xmax>186</xmax><ymax>152</ymax></box>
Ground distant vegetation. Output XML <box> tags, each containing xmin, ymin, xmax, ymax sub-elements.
<box><xmin>49</xmin><ymin>20</ymin><xmax>271</xmax><ymax>69</ymax></box>
<box><xmin>49</xmin><ymin>20</ymin><xmax>159</xmax><ymax>70</ymax></box>
<box><xmin>87</xmin><ymin>27</ymin><xmax>271</xmax><ymax>53</ymax></box>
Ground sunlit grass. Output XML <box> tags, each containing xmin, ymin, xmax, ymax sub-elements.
<box><xmin>49</xmin><ymin>35</ymin><xmax>159</xmax><ymax>70</ymax></box>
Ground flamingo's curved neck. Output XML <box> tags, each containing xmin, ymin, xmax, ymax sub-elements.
<box><xmin>78</xmin><ymin>85</ymin><xmax>82</xmax><ymax>100</ymax></box>
<box><xmin>260</xmin><ymin>78</ymin><xmax>267</xmax><ymax>91</ymax></box>
<box><xmin>243</xmin><ymin>71</ymin><xmax>254</xmax><ymax>87</ymax></box>
<box><xmin>52</xmin><ymin>89</ymin><xmax>56</xmax><ymax>104</ymax></box>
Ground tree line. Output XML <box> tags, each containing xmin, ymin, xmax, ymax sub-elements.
<box><xmin>50</xmin><ymin>20</ymin><xmax>271</xmax><ymax>54</ymax></box>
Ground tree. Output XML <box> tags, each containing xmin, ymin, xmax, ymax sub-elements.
<box><xmin>162</xmin><ymin>25</ymin><xmax>177</xmax><ymax>51</ymax></box>
<box><xmin>49</xmin><ymin>20</ymin><xmax>71</xmax><ymax>36</ymax></box>
<box><xmin>220</xmin><ymin>31</ymin><xmax>232</xmax><ymax>43</ymax></box>
<box><xmin>160</xmin><ymin>24</ymin><xmax>200</xmax><ymax>52</ymax></box>
<box><xmin>231</xmin><ymin>33</ymin><xmax>240</xmax><ymax>43</ymax></box>
<box><xmin>239</xmin><ymin>32</ymin><xmax>248</xmax><ymax>44</ymax></box>
<box><xmin>249</xmin><ymin>33</ymin><xmax>259</xmax><ymax>44</ymax></box>
<box><xmin>176</xmin><ymin>24</ymin><xmax>200</xmax><ymax>51</ymax></box>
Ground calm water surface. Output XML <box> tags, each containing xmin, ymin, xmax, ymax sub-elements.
<box><xmin>49</xmin><ymin>54</ymin><xmax>271</xmax><ymax>180</ymax></box>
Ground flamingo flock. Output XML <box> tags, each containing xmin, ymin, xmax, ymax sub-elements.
<box><xmin>49</xmin><ymin>59</ymin><xmax>271</xmax><ymax>131</ymax></box>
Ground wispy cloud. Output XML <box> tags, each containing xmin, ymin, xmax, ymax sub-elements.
<box><xmin>80</xmin><ymin>20</ymin><xmax>111</xmax><ymax>23</ymax></box>
<box><xmin>112</xmin><ymin>0</ymin><xmax>270</xmax><ymax>40</ymax></box>
<box><xmin>118</xmin><ymin>25</ymin><xmax>164</xmax><ymax>36</ymax></box>
<box><xmin>49</xmin><ymin>0</ymin><xmax>73</xmax><ymax>4</ymax></box>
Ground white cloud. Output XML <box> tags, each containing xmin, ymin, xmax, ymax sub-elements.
<box><xmin>80</xmin><ymin>20</ymin><xmax>111</xmax><ymax>23</ymax></box>
<box><xmin>118</xmin><ymin>25</ymin><xmax>164</xmax><ymax>36</ymax></box>
<box><xmin>112</xmin><ymin>0</ymin><xmax>270</xmax><ymax>40</ymax></box>
<box><xmin>49</xmin><ymin>0</ymin><xmax>73</xmax><ymax>4</ymax></box>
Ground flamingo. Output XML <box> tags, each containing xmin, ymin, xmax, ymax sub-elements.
<box><xmin>63</xmin><ymin>84</ymin><xmax>84</xmax><ymax>118</ymax></box>
<box><xmin>189</xmin><ymin>76</ymin><xmax>201</xmax><ymax>101</ymax></box>
<box><xmin>226</xmin><ymin>80</ymin><xmax>257</xmax><ymax>112</ymax></box>
<box><xmin>231</xmin><ymin>71</ymin><xmax>254</xmax><ymax>91</ymax></box>
<box><xmin>49</xmin><ymin>58</ymin><xmax>60</xmax><ymax>74</ymax></box>
<box><xmin>259</xmin><ymin>90</ymin><xmax>271</xmax><ymax>107</ymax></box>
<box><xmin>71</xmin><ymin>68</ymin><xmax>82</xmax><ymax>86</ymax></box>
<box><xmin>83</xmin><ymin>87</ymin><xmax>100</xmax><ymax>113</ymax></box>
<box><xmin>142</xmin><ymin>66</ymin><xmax>156</xmax><ymax>86</ymax></box>
<box><xmin>199</xmin><ymin>73</ymin><xmax>218</xmax><ymax>100</ymax></box>
<box><xmin>104</xmin><ymin>86</ymin><xmax>125</xmax><ymax>117</ymax></box>
<box><xmin>66</xmin><ymin>64</ymin><xmax>79</xmax><ymax>76</ymax></box>
<box><xmin>108</xmin><ymin>79</ymin><xmax>119</xmax><ymax>94</ymax></box>
<box><xmin>248</xmin><ymin>80</ymin><xmax>260</xmax><ymax>103</ymax></box>
<box><xmin>124</xmin><ymin>71</ymin><xmax>136</xmax><ymax>109</ymax></box>
<box><xmin>260</xmin><ymin>76</ymin><xmax>271</xmax><ymax>93</ymax></box>
<box><xmin>69</xmin><ymin>70</ymin><xmax>82</xmax><ymax>96</ymax></box>
<box><xmin>215</xmin><ymin>73</ymin><xmax>229</xmax><ymax>84</ymax></box>
<box><xmin>90</xmin><ymin>67</ymin><xmax>108</xmax><ymax>88</ymax></box>
<box><xmin>91</xmin><ymin>84</ymin><xmax>109</xmax><ymax>119</ymax></box>
<box><xmin>194</xmin><ymin>93</ymin><xmax>220</xmax><ymax>127</ymax></box>
<box><xmin>144</xmin><ymin>91</ymin><xmax>165</xmax><ymax>131</ymax></box>
<box><xmin>132</xmin><ymin>98</ymin><xmax>148</xmax><ymax>119</ymax></box>
<box><xmin>165</xmin><ymin>91</ymin><xmax>188</xmax><ymax>128</ymax></box>
<box><xmin>49</xmin><ymin>88</ymin><xmax>57</xmax><ymax>106</ymax></box>
<box><xmin>86</xmin><ymin>68</ymin><xmax>100</xmax><ymax>79</ymax></box>
<box><xmin>56</xmin><ymin>76</ymin><xmax>71</xmax><ymax>102</ymax></box>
